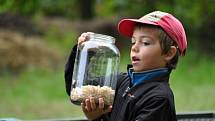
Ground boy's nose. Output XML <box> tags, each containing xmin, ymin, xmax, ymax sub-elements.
<box><xmin>131</xmin><ymin>43</ymin><xmax>139</xmax><ymax>52</ymax></box>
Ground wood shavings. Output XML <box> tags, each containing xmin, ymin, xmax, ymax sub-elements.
<box><xmin>70</xmin><ymin>85</ymin><xmax>115</xmax><ymax>106</ymax></box>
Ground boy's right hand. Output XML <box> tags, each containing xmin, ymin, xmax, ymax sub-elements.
<box><xmin>81</xmin><ymin>97</ymin><xmax>112</xmax><ymax>121</ymax></box>
<box><xmin>78</xmin><ymin>32</ymin><xmax>92</xmax><ymax>48</ymax></box>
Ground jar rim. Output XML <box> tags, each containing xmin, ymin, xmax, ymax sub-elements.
<box><xmin>89</xmin><ymin>32</ymin><xmax>115</xmax><ymax>43</ymax></box>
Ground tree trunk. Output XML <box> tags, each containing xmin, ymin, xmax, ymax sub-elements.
<box><xmin>79</xmin><ymin>0</ymin><xmax>95</xmax><ymax>20</ymax></box>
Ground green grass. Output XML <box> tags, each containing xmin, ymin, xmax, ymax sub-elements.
<box><xmin>0</xmin><ymin>68</ymin><xmax>84</xmax><ymax>119</ymax></box>
<box><xmin>170</xmin><ymin>50</ymin><xmax>215</xmax><ymax>112</ymax></box>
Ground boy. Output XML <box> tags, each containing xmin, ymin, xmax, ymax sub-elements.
<box><xmin>64</xmin><ymin>11</ymin><xmax>187</xmax><ymax>121</ymax></box>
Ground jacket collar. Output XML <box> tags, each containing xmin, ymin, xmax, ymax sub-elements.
<box><xmin>127</xmin><ymin>65</ymin><xmax>171</xmax><ymax>86</ymax></box>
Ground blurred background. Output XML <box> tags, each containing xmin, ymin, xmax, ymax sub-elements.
<box><xmin>0</xmin><ymin>0</ymin><xmax>214</xmax><ymax>120</ymax></box>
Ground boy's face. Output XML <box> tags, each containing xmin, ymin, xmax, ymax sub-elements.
<box><xmin>130</xmin><ymin>27</ymin><xmax>167</xmax><ymax>72</ymax></box>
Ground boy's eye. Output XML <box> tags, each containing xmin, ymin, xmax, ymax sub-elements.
<box><xmin>143</xmin><ymin>42</ymin><xmax>150</xmax><ymax>45</ymax></box>
<box><xmin>139</xmin><ymin>39</ymin><xmax>150</xmax><ymax>45</ymax></box>
<box><xmin>131</xmin><ymin>38</ymin><xmax>151</xmax><ymax>45</ymax></box>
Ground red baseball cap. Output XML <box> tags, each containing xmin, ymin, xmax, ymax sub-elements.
<box><xmin>118</xmin><ymin>11</ymin><xmax>187</xmax><ymax>56</ymax></box>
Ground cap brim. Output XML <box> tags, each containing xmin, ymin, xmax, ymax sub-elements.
<box><xmin>118</xmin><ymin>19</ymin><xmax>158</xmax><ymax>38</ymax></box>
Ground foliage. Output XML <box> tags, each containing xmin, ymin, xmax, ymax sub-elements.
<box><xmin>0</xmin><ymin>0</ymin><xmax>39</xmax><ymax>17</ymax></box>
<box><xmin>39</xmin><ymin>0</ymin><xmax>79</xmax><ymax>18</ymax></box>
<box><xmin>0</xmin><ymin>0</ymin><xmax>79</xmax><ymax>18</ymax></box>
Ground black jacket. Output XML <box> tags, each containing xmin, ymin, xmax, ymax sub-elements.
<box><xmin>64</xmin><ymin>46</ymin><xmax>177</xmax><ymax>121</ymax></box>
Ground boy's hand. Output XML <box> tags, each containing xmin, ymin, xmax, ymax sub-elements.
<box><xmin>81</xmin><ymin>97</ymin><xmax>112</xmax><ymax>121</ymax></box>
<box><xmin>78</xmin><ymin>32</ymin><xmax>92</xmax><ymax>48</ymax></box>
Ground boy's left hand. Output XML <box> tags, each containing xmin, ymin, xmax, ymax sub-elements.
<box><xmin>81</xmin><ymin>97</ymin><xmax>112</xmax><ymax>121</ymax></box>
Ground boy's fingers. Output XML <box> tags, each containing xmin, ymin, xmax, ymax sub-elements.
<box><xmin>98</xmin><ymin>98</ymin><xmax>104</xmax><ymax>109</ymax></box>
<box><xmin>90</xmin><ymin>97</ymin><xmax>96</xmax><ymax>111</ymax></box>
<box><xmin>78</xmin><ymin>32</ymin><xmax>93</xmax><ymax>47</ymax></box>
<box><xmin>85</xmin><ymin>98</ymin><xmax>91</xmax><ymax>111</ymax></box>
<box><xmin>81</xmin><ymin>32</ymin><xmax>88</xmax><ymax>37</ymax></box>
<box><xmin>81</xmin><ymin>102</ymin><xmax>87</xmax><ymax>112</ymax></box>
<box><xmin>78</xmin><ymin>32</ymin><xmax>87</xmax><ymax>46</ymax></box>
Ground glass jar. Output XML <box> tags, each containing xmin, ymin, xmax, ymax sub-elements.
<box><xmin>70</xmin><ymin>32</ymin><xmax>120</xmax><ymax>106</ymax></box>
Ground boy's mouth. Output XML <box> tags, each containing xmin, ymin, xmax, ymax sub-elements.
<box><xmin>132</xmin><ymin>56</ymin><xmax>140</xmax><ymax>64</ymax></box>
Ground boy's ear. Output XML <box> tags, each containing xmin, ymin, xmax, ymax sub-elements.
<box><xmin>164</xmin><ymin>46</ymin><xmax>177</xmax><ymax>62</ymax></box>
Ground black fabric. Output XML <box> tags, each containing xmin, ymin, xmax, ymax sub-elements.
<box><xmin>64</xmin><ymin>45</ymin><xmax>177</xmax><ymax>121</ymax></box>
<box><xmin>108</xmin><ymin>75</ymin><xmax>177</xmax><ymax>121</ymax></box>
<box><xmin>64</xmin><ymin>45</ymin><xmax>77</xmax><ymax>96</ymax></box>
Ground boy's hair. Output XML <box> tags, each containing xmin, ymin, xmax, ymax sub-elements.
<box><xmin>134</xmin><ymin>23</ymin><xmax>179</xmax><ymax>69</ymax></box>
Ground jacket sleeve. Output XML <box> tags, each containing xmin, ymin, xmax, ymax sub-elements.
<box><xmin>64</xmin><ymin>45</ymin><xmax>77</xmax><ymax>96</ymax></box>
<box><xmin>135</xmin><ymin>97</ymin><xmax>176</xmax><ymax>121</ymax></box>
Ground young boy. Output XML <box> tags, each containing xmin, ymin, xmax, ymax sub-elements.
<box><xmin>64</xmin><ymin>11</ymin><xmax>187</xmax><ymax>121</ymax></box>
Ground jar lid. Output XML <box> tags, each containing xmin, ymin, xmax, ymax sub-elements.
<box><xmin>89</xmin><ymin>32</ymin><xmax>115</xmax><ymax>43</ymax></box>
